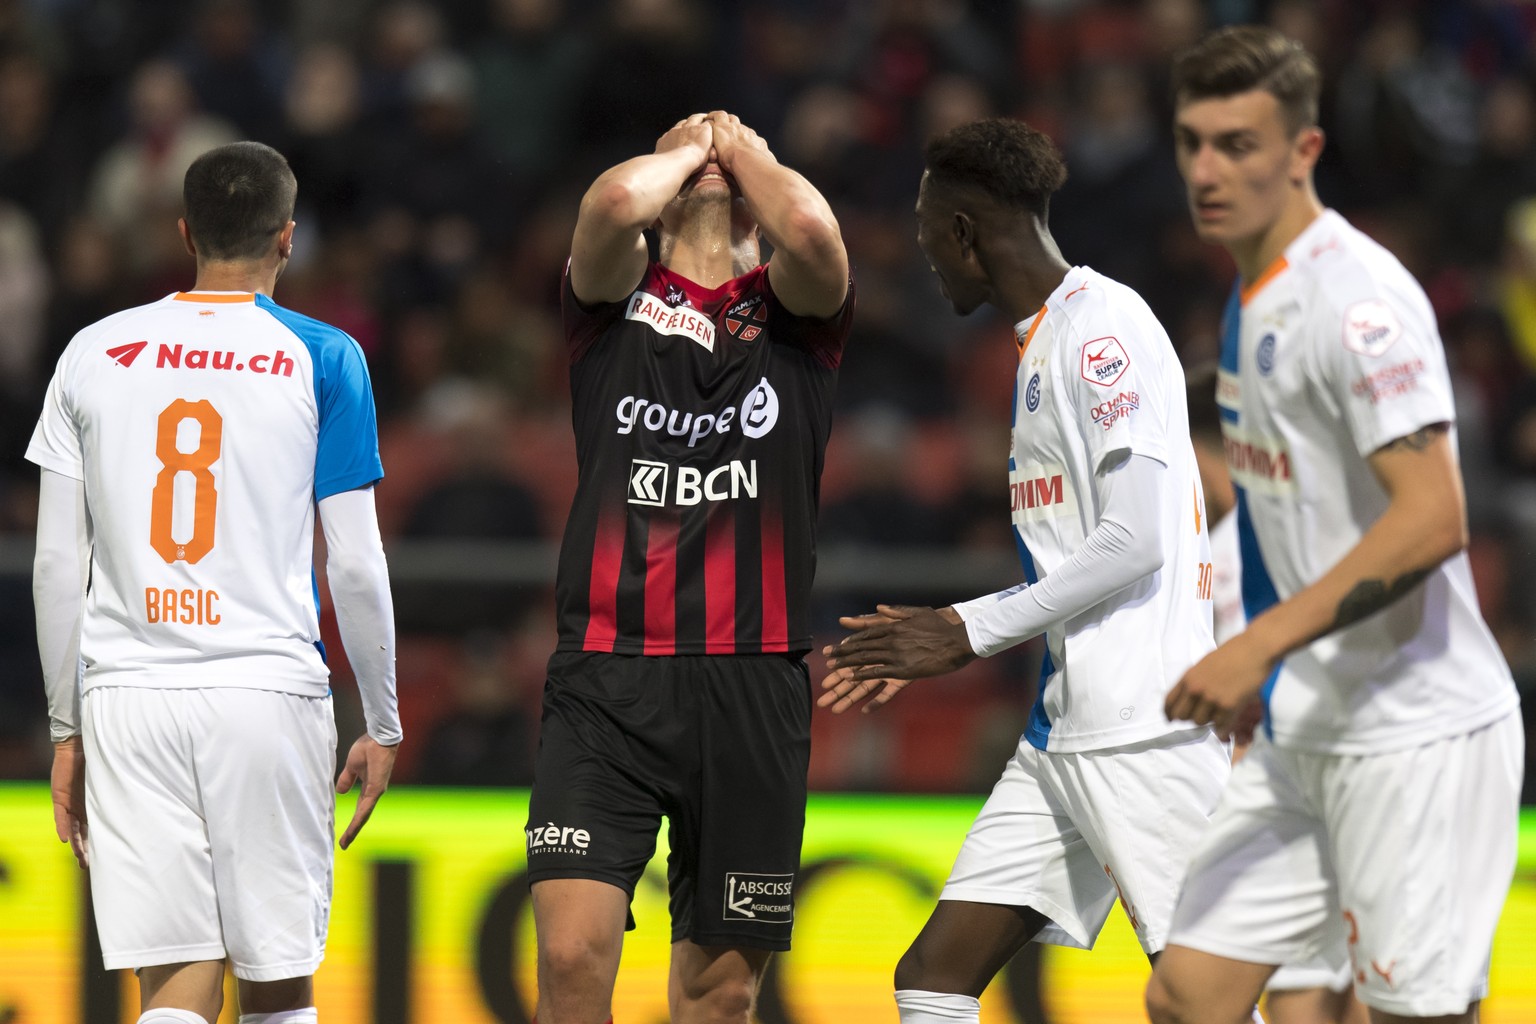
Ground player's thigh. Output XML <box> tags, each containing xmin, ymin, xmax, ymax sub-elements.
<box><xmin>898</xmin><ymin>899</ymin><xmax>1051</xmax><ymax>996</ymax></box>
<box><xmin>1263</xmin><ymin>983</ymin><xmax>1363</xmax><ymax>1024</ymax></box>
<box><xmin>191</xmin><ymin>688</ymin><xmax>337</xmax><ymax>982</ymax></box>
<box><xmin>526</xmin><ymin>652</ymin><xmax>673</xmax><ymax>897</ymax></box>
<box><xmin>1147</xmin><ymin>943</ymin><xmax>1275</xmax><ymax>1024</ymax></box>
<box><xmin>81</xmin><ymin>687</ymin><xmax>224</xmax><ymax>969</ymax></box>
<box><xmin>1322</xmin><ymin>712</ymin><xmax>1522</xmax><ymax>1018</ymax></box>
<box><xmin>1049</xmin><ymin>728</ymin><xmax>1231</xmax><ymax>954</ymax></box>
<box><xmin>1166</xmin><ymin>736</ymin><xmax>1340</xmax><ymax>969</ymax></box>
<box><xmin>939</xmin><ymin>739</ymin><xmax>1109</xmax><ymax>951</ymax></box>
<box><xmin>674</xmin><ymin>655</ymin><xmax>809</xmax><ymax>952</ymax></box>
<box><xmin>532</xmin><ymin>877</ymin><xmax>631</xmax><ymax>964</ymax></box>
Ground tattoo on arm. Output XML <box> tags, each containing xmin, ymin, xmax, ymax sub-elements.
<box><xmin>1329</xmin><ymin>567</ymin><xmax>1433</xmax><ymax>634</ymax></box>
<box><xmin>1379</xmin><ymin>423</ymin><xmax>1448</xmax><ymax>453</ymax></box>
<box><xmin>1317</xmin><ymin>423</ymin><xmax>1454</xmax><ymax>636</ymax></box>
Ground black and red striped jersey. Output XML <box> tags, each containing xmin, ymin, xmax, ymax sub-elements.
<box><xmin>554</xmin><ymin>261</ymin><xmax>853</xmax><ymax>656</ymax></box>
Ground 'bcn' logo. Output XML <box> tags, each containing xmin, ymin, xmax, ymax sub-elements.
<box><xmin>629</xmin><ymin>459</ymin><xmax>759</xmax><ymax>507</ymax></box>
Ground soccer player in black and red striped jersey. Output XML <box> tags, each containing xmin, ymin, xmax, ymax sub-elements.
<box><xmin>525</xmin><ymin>110</ymin><xmax>852</xmax><ymax>1024</ymax></box>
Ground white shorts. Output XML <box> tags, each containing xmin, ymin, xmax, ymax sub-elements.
<box><xmin>1267</xmin><ymin>951</ymin><xmax>1352</xmax><ymax>993</ymax></box>
<box><xmin>82</xmin><ymin>685</ymin><xmax>337</xmax><ymax>980</ymax></box>
<box><xmin>1168</xmin><ymin>711</ymin><xmax>1522</xmax><ymax>1017</ymax></box>
<box><xmin>941</xmin><ymin>728</ymin><xmax>1229</xmax><ymax>954</ymax></box>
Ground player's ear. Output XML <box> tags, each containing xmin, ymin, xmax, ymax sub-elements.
<box><xmin>1290</xmin><ymin>126</ymin><xmax>1325</xmax><ymax>183</ymax></box>
<box><xmin>178</xmin><ymin>218</ymin><xmax>197</xmax><ymax>258</ymax></box>
<box><xmin>278</xmin><ymin>220</ymin><xmax>296</xmax><ymax>260</ymax></box>
<box><xmin>953</xmin><ymin>211</ymin><xmax>976</xmax><ymax>259</ymax></box>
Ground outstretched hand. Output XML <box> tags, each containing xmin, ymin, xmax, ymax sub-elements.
<box><xmin>819</xmin><ymin>609</ymin><xmax>910</xmax><ymax>713</ymax></box>
<box><xmin>336</xmin><ymin>735</ymin><xmax>398</xmax><ymax>850</ymax></box>
<box><xmin>50</xmin><ymin>737</ymin><xmax>88</xmax><ymax>869</ymax></box>
<box><xmin>822</xmin><ymin>604</ymin><xmax>974</xmax><ymax>705</ymax></box>
<box><xmin>820</xmin><ymin>665</ymin><xmax>913</xmax><ymax>714</ymax></box>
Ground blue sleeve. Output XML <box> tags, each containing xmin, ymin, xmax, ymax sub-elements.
<box><xmin>257</xmin><ymin>295</ymin><xmax>385</xmax><ymax>501</ymax></box>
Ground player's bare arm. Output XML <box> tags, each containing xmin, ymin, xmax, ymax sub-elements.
<box><xmin>706</xmin><ymin>110</ymin><xmax>849</xmax><ymax>318</ymax></box>
<box><xmin>570</xmin><ymin>114</ymin><xmax>714</xmax><ymax>305</ymax></box>
<box><xmin>1166</xmin><ymin>421</ymin><xmax>1463</xmax><ymax>736</ymax></box>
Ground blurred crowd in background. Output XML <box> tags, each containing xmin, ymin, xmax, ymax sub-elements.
<box><xmin>0</xmin><ymin>0</ymin><xmax>1533</xmax><ymax>796</ymax></box>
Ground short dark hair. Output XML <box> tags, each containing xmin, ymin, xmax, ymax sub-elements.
<box><xmin>183</xmin><ymin>141</ymin><xmax>297</xmax><ymax>261</ymax></box>
<box><xmin>1185</xmin><ymin>360</ymin><xmax>1224</xmax><ymax>445</ymax></box>
<box><xmin>1171</xmin><ymin>26</ymin><xmax>1320</xmax><ymax>134</ymax></box>
<box><xmin>924</xmin><ymin>118</ymin><xmax>1068</xmax><ymax>220</ymax></box>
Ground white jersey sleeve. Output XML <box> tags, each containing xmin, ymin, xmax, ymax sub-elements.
<box><xmin>33</xmin><ymin>469</ymin><xmax>88</xmax><ymax>740</ymax></box>
<box><xmin>961</xmin><ymin>452</ymin><xmax>1169</xmax><ymax>656</ymax></box>
<box><xmin>1066</xmin><ymin>305</ymin><xmax>1171</xmax><ymax>471</ymax></box>
<box><xmin>1308</xmin><ymin>264</ymin><xmax>1456</xmax><ymax>457</ymax></box>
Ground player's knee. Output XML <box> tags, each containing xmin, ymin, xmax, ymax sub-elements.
<box><xmin>893</xmin><ymin>946</ymin><xmax>931</xmax><ymax>992</ymax></box>
<box><xmin>893</xmin><ymin>942</ymin><xmax>981</xmax><ymax>996</ymax></box>
<box><xmin>676</xmin><ymin>975</ymin><xmax>756</xmax><ymax>1023</ymax></box>
<box><xmin>537</xmin><ymin>932</ymin><xmax>619</xmax><ymax>987</ymax></box>
<box><xmin>1145</xmin><ymin>970</ymin><xmax>1190</xmax><ymax>1024</ymax></box>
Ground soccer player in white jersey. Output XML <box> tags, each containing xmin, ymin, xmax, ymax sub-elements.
<box><xmin>1148</xmin><ymin>27</ymin><xmax>1524</xmax><ymax>1024</ymax></box>
<box><xmin>1187</xmin><ymin>363</ymin><xmax>1367</xmax><ymax>1024</ymax></box>
<box><xmin>29</xmin><ymin>141</ymin><xmax>401</xmax><ymax>1024</ymax></box>
<box><xmin>820</xmin><ymin>118</ymin><xmax>1230</xmax><ymax>1024</ymax></box>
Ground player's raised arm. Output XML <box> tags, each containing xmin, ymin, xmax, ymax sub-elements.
<box><xmin>569</xmin><ymin>114</ymin><xmax>714</xmax><ymax>305</ymax></box>
<box><xmin>319</xmin><ymin>485</ymin><xmax>401</xmax><ymax>849</ymax></box>
<box><xmin>706</xmin><ymin>110</ymin><xmax>849</xmax><ymax>318</ymax></box>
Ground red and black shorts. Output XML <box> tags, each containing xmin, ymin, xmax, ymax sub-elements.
<box><xmin>525</xmin><ymin>651</ymin><xmax>812</xmax><ymax>951</ymax></box>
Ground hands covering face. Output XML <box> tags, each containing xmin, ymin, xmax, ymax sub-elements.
<box><xmin>656</xmin><ymin>111</ymin><xmax>773</xmax><ymax>172</ymax></box>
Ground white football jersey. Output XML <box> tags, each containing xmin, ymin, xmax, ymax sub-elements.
<box><xmin>1008</xmin><ymin>266</ymin><xmax>1214</xmax><ymax>753</ymax></box>
<box><xmin>1216</xmin><ymin>210</ymin><xmax>1517</xmax><ymax>754</ymax></box>
<box><xmin>27</xmin><ymin>291</ymin><xmax>383</xmax><ymax>696</ymax></box>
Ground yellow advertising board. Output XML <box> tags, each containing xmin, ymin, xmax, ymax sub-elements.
<box><xmin>1</xmin><ymin>786</ymin><xmax>1532</xmax><ymax>1023</ymax></box>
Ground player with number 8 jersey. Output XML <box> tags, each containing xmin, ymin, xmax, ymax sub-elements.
<box><xmin>32</xmin><ymin>294</ymin><xmax>380</xmax><ymax>687</ymax></box>
<box><xmin>28</xmin><ymin>141</ymin><xmax>399</xmax><ymax>1024</ymax></box>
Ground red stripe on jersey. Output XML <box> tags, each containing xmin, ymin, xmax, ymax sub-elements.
<box><xmin>582</xmin><ymin>509</ymin><xmax>625</xmax><ymax>651</ymax></box>
<box><xmin>704</xmin><ymin>506</ymin><xmax>736</xmax><ymax>653</ymax></box>
<box><xmin>643</xmin><ymin>513</ymin><xmax>679</xmax><ymax>655</ymax></box>
<box><xmin>760</xmin><ymin>514</ymin><xmax>789</xmax><ymax>652</ymax></box>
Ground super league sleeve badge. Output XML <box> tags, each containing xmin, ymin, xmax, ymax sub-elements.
<box><xmin>1080</xmin><ymin>336</ymin><xmax>1129</xmax><ymax>387</ymax></box>
<box><xmin>1341</xmin><ymin>299</ymin><xmax>1403</xmax><ymax>358</ymax></box>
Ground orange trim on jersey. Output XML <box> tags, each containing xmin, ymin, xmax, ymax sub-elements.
<box><xmin>173</xmin><ymin>292</ymin><xmax>255</xmax><ymax>303</ymax></box>
<box><xmin>1016</xmin><ymin>304</ymin><xmax>1048</xmax><ymax>362</ymax></box>
<box><xmin>1239</xmin><ymin>257</ymin><xmax>1289</xmax><ymax>306</ymax></box>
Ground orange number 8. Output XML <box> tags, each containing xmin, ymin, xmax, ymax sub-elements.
<box><xmin>150</xmin><ymin>399</ymin><xmax>223</xmax><ymax>564</ymax></box>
